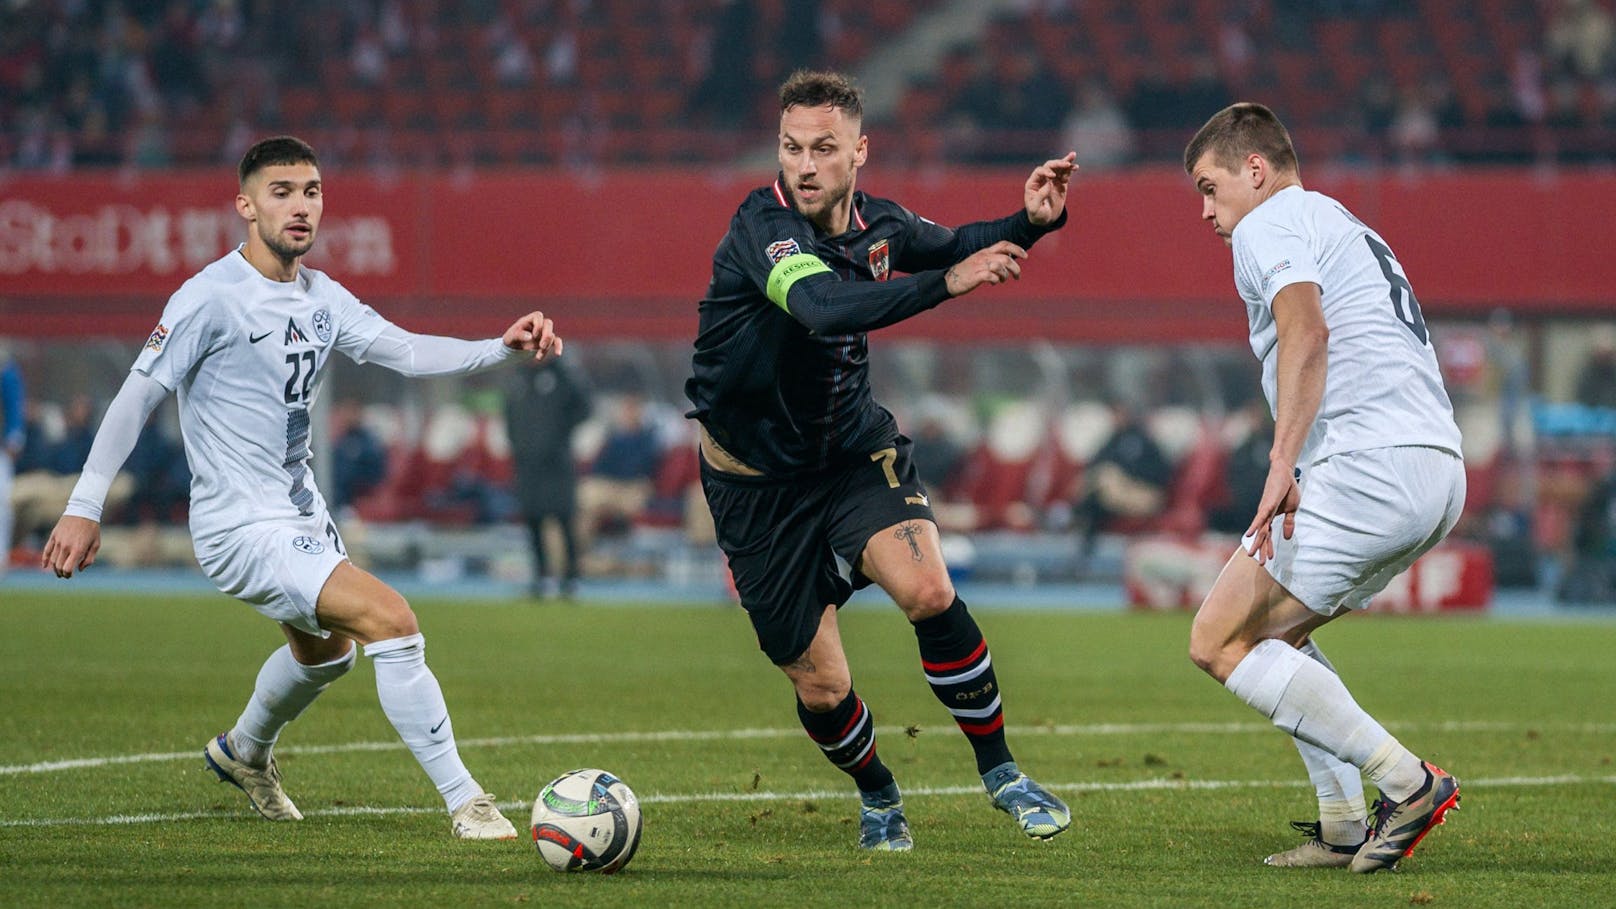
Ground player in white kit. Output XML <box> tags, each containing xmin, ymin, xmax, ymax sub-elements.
<box><xmin>1182</xmin><ymin>104</ymin><xmax>1465</xmax><ymax>874</ymax></box>
<box><xmin>41</xmin><ymin>136</ymin><xmax>561</xmax><ymax>840</ymax></box>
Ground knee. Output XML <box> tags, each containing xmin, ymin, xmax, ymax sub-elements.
<box><xmin>895</xmin><ymin>576</ymin><xmax>956</xmax><ymax>622</ymax></box>
<box><xmin>1187</xmin><ymin>627</ymin><xmax>1243</xmax><ymax>683</ymax></box>
<box><xmin>794</xmin><ymin>676</ymin><xmax>851</xmax><ymax>713</ymax></box>
<box><xmin>1187</xmin><ymin>637</ymin><xmax>1219</xmax><ymax>676</ymax></box>
<box><xmin>369</xmin><ymin>591</ymin><xmax>420</xmax><ymax>641</ymax></box>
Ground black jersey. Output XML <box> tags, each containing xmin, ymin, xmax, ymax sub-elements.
<box><xmin>685</xmin><ymin>175</ymin><xmax>1065</xmax><ymax>478</ymax></box>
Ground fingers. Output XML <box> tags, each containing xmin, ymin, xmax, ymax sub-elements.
<box><xmin>983</xmin><ymin>255</ymin><xmax>1021</xmax><ymax>283</ymax></box>
<box><xmin>509</xmin><ymin>311</ymin><xmax>561</xmax><ymax>355</ymax></box>
<box><xmin>1031</xmin><ymin>154</ymin><xmax>1078</xmax><ymax>185</ymax></box>
<box><xmin>43</xmin><ymin>533</ymin><xmax>88</xmax><ymax>578</ymax></box>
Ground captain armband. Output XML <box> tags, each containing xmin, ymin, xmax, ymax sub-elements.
<box><xmin>765</xmin><ymin>253</ymin><xmax>833</xmax><ymax>313</ymax></box>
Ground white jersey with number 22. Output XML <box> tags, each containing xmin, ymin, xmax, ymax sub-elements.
<box><xmin>131</xmin><ymin>246</ymin><xmax>389</xmax><ymax>540</ymax></box>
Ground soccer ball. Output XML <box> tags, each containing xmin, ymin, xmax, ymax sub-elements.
<box><xmin>530</xmin><ymin>768</ymin><xmax>643</xmax><ymax>873</ymax></box>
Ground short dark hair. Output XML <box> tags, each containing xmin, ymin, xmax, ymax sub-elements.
<box><xmin>779</xmin><ymin>69</ymin><xmax>863</xmax><ymax>120</ymax></box>
<box><xmin>1183</xmin><ymin>102</ymin><xmax>1298</xmax><ymax>176</ymax></box>
<box><xmin>238</xmin><ymin>136</ymin><xmax>319</xmax><ymax>185</ymax></box>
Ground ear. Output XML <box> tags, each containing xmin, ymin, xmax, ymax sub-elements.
<box><xmin>853</xmin><ymin>134</ymin><xmax>868</xmax><ymax>168</ymax></box>
<box><xmin>1245</xmin><ymin>153</ymin><xmax>1269</xmax><ymax>188</ymax></box>
<box><xmin>235</xmin><ymin>192</ymin><xmax>254</xmax><ymax>221</ymax></box>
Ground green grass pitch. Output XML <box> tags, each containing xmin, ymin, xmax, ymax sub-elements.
<box><xmin>1</xmin><ymin>590</ymin><xmax>1613</xmax><ymax>907</ymax></box>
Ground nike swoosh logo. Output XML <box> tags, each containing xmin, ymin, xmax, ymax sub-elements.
<box><xmin>430</xmin><ymin>716</ymin><xmax>449</xmax><ymax>735</ymax></box>
<box><xmin>249</xmin><ymin>331</ymin><xmax>273</xmax><ymax>343</ymax></box>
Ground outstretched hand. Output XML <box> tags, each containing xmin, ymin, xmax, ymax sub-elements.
<box><xmin>944</xmin><ymin>241</ymin><xmax>1028</xmax><ymax>296</ymax></box>
<box><xmin>41</xmin><ymin>515</ymin><xmax>101</xmax><ymax>579</ymax></box>
<box><xmin>503</xmin><ymin>310</ymin><xmax>563</xmax><ymax>362</ymax></box>
<box><xmin>1243</xmin><ymin>460</ymin><xmax>1301</xmax><ymax>564</ymax></box>
<box><xmin>1024</xmin><ymin>152</ymin><xmax>1078</xmax><ymax>226</ymax></box>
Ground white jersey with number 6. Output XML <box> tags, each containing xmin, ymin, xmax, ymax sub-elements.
<box><xmin>132</xmin><ymin>246</ymin><xmax>389</xmax><ymax>540</ymax></box>
<box><xmin>1230</xmin><ymin>186</ymin><xmax>1462</xmax><ymax>466</ymax></box>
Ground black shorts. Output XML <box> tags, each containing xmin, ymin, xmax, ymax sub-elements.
<box><xmin>700</xmin><ymin>436</ymin><xmax>937</xmax><ymax>665</ymax></box>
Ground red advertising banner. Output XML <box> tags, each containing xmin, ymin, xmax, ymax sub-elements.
<box><xmin>3</xmin><ymin>167</ymin><xmax>1612</xmax><ymax>341</ymax></box>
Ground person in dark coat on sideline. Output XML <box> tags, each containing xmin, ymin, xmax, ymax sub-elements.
<box><xmin>503</xmin><ymin>356</ymin><xmax>592</xmax><ymax>599</ymax></box>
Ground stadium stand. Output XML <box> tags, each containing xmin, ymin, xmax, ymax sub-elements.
<box><xmin>5</xmin><ymin>0</ymin><xmax>1615</xmax><ymax>169</ymax></box>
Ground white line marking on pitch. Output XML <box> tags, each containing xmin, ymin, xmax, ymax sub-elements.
<box><xmin>4</xmin><ymin>720</ymin><xmax>1613</xmax><ymax>777</ymax></box>
<box><xmin>2</xmin><ymin>775</ymin><xmax>1612</xmax><ymax>829</ymax></box>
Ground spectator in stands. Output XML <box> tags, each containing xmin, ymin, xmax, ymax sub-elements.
<box><xmin>11</xmin><ymin>395</ymin><xmax>133</xmax><ymax>548</ymax></box>
<box><xmin>909</xmin><ymin>406</ymin><xmax>968</xmax><ymax>496</ymax></box>
<box><xmin>119</xmin><ymin>421</ymin><xmax>190</xmax><ymax>525</ymax></box>
<box><xmin>504</xmin><ymin>357</ymin><xmax>593</xmax><ymax>600</ymax></box>
<box><xmin>1389</xmin><ymin>85</ymin><xmax>1443</xmax><ymax>165</ymax></box>
<box><xmin>1209</xmin><ymin>397</ymin><xmax>1273</xmax><ymax>536</ymax></box>
<box><xmin>1546</xmin><ymin>0</ymin><xmax>1616</xmax><ymax>82</ymax></box>
<box><xmin>1127</xmin><ymin>53</ymin><xmax>1232</xmax><ymax>145</ymax></box>
<box><xmin>1071</xmin><ymin>396</ymin><xmax>1173</xmax><ymax>554</ymax></box>
<box><xmin>577</xmin><ymin>393</ymin><xmax>662</xmax><ymax>550</ymax></box>
<box><xmin>1485</xmin><ymin>308</ymin><xmax>1530</xmax><ymax>456</ymax></box>
<box><xmin>327</xmin><ymin>400</ymin><xmax>388</xmax><ymax>512</ymax></box>
<box><xmin>0</xmin><ymin>348</ymin><xmax>23</xmax><ymax>574</ymax></box>
<box><xmin>1575</xmin><ymin>324</ymin><xmax>1616</xmax><ymax>410</ymax></box>
<box><xmin>692</xmin><ymin>0</ymin><xmax>756</xmax><ymax>127</ymax></box>
<box><xmin>978</xmin><ymin>47</ymin><xmax>1068</xmax><ymax>160</ymax></box>
<box><xmin>1060</xmin><ymin>80</ymin><xmax>1135</xmax><ymax>168</ymax></box>
<box><xmin>48</xmin><ymin>395</ymin><xmax>98</xmax><ymax>476</ymax></box>
<box><xmin>1559</xmin><ymin>451</ymin><xmax>1616</xmax><ymax>603</ymax></box>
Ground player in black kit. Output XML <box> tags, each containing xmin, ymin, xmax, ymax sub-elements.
<box><xmin>685</xmin><ymin>70</ymin><xmax>1078</xmax><ymax>851</ymax></box>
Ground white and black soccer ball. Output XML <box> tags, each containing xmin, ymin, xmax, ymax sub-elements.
<box><xmin>530</xmin><ymin>768</ymin><xmax>643</xmax><ymax>873</ymax></box>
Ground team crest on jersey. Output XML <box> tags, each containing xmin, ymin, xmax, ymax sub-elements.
<box><xmin>285</xmin><ymin>318</ymin><xmax>308</xmax><ymax>345</ymax></box>
<box><xmin>145</xmin><ymin>324</ymin><xmax>169</xmax><ymax>352</ymax></box>
<box><xmin>867</xmin><ymin>239</ymin><xmax>891</xmax><ymax>281</ymax></box>
<box><xmin>312</xmin><ymin>308</ymin><xmax>332</xmax><ymax>343</ymax></box>
<box><xmin>765</xmin><ymin>238</ymin><xmax>802</xmax><ymax>264</ymax></box>
<box><xmin>291</xmin><ymin>535</ymin><xmax>325</xmax><ymax>555</ymax></box>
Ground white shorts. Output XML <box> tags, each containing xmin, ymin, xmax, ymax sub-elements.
<box><xmin>1248</xmin><ymin>445</ymin><xmax>1466</xmax><ymax>617</ymax></box>
<box><xmin>194</xmin><ymin>508</ymin><xmax>349</xmax><ymax>636</ymax></box>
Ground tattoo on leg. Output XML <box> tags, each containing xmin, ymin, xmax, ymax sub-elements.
<box><xmin>895</xmin><ymin>522</ymin><xmax>924</xmax><ymax>562</ymax></box>
<box><xmin>786</xmin><ymin>654</ymin><xmax>817</xmax><ymax>673</ymax></box>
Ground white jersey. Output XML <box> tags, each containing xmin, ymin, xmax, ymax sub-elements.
<box><xmin>1231</xmin><ymin>186</ymin><xmax>1462</xmax><ymax>466</ymax></box>
<box><xmin>132</xmin><ymin>247</ymin><xmax>389</xmax><ymax>539</ymax></box>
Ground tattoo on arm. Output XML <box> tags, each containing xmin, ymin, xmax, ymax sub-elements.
<box><xmin>944</xmin><ymin>266</ymin><xmax>957</xmax><ymax>293</ymax></box>
<box><xmin>895</xmin><ymin>522</ymin><xmax>924</xmax><ymax>562</ymax></box>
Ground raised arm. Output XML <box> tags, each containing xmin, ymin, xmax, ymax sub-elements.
<box><xmin>898</xmin><ymin>154</ymin><xmax>1077</xmax><ymax>272</ymax></box>
<box><xmin>43</xmin><ymin>371</ymin><xmax>170</xmax><ymax>577</ymax></box>
<box><xmin>359</xmin><ymin>311</ymin><xmax>561</xmax><ymax>376</ymax></box>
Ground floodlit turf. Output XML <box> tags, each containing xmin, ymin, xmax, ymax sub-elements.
<box><xmin>1</xmin><ymin>590</ymin><xmax>1613</xmax><ymax>908</ymax></box>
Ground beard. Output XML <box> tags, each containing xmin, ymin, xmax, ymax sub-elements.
<box><xmin>793</xmin><ymin>175</ymin><xmax>852</xmax><ymax>222</ymax></box>
<box><xmin>260</xmin><ymin>221</ymin><xmax>316</xmax><ymax>261</ymax></box>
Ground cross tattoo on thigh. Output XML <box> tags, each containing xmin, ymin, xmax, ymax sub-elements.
<box><xmin>894</xmin><ymin>522</ymin><xmax>924</xmax><ymax>562</ymax></box>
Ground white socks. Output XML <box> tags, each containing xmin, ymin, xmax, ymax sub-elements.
<box><xmin>231</xmin><ymin>644</ymin><xmax>356</xmax><ymax>768</ymax></box>
<box><xmin>1294</xmin><ymin>640</ymin><xmax>1367</xmax><ymax>842</ymax></box>
<box><xmin>1225</xmin><ymin>639</ymin><xmax>1426</xmax><ymax>803</ymax></box>
<box><xmin>364</xmin><ymin>633</ymin><xmax>482</xmax><ymax>813</ymax></box>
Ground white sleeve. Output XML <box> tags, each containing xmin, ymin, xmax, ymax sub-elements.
<box><xmin>357</xmin><ymin>323</ymin><xmax>520</xmax><ymax>376</ymax></box>
<box><xmin>1234</xmin><ymin>215</ymin><xmax>1322</xmax><ymax>308</ymax></box>
<box><xmin>63</xmin><ymin>372</ymin><xmax>170</xmax><ymax>522</ymax></box>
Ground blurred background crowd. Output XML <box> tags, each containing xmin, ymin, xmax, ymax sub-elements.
<box><xmin>3</xmin><ymin>0</ymin><xmax>1614</xmax><ymax>607</ymax></box>
<box><xmin>4</xmin><ymin>0</ymin><xmax>1615</xmax><ymax>170</ymax></box>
